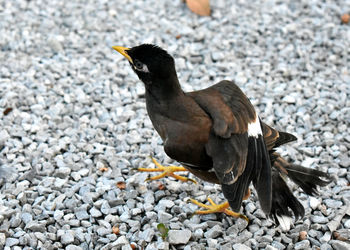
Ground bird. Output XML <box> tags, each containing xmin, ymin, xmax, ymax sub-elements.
<box><xmin>112</xmin><ymin>44</ymin><xmax>330</xmax><ymax>230</ymax></box>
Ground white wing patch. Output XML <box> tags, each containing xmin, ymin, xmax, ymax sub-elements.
<box><xmin>248</xmin><ymin>117</ymin><xmax>262</xmax><ymax>138</ymax></box>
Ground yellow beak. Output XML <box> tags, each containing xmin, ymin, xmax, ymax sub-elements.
<box><xmin>112</xmin><ymin>46</ymin><xmax>133</xmax><ymax>63</ymax></box>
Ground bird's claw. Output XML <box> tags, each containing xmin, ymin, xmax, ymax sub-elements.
<box><xmin>135</xmin><ymin>157</ymin><xmax>197</xmax><ymax>184</ymax></box>
<box><xmin>190</xmin><ymin>198</ymin><xmax>249</xmax><ymax>222</ymax></box>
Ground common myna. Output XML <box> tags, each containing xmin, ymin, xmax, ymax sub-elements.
<box><xmin>113</xmin><ymin>44</ymin><xmax>330</xmax><ymax>230</ymax></box>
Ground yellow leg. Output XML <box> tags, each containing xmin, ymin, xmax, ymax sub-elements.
<box><xmin>136</xmin><ymin>157</ymin><xmax>197</xmax><ymax>183</ymax></box>
<box><xmin>190</xmin><ymin>198</ymin><xmax>249</xmax><ymax>222</ymax></box>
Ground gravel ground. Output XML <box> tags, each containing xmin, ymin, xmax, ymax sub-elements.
<box><xmin>1</xmin><ymin>0</ymin><xmax>350</xmax><ymax>249</ymax></box>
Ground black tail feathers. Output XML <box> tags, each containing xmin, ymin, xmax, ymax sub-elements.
<box><xmin>282</xmin><ymin>163</ymin><xmax>331</xmax><ymax>196</ymax></box>
<box><xmin>270</xmin><ymin>169</ymin><xmax>305</xmax><ymax>223</ymax></box>
<box><xmin>274</xmin><ymin>131</ymin><xmax>297</xmax><ymax>148</ymax></box>
<box><xmin>269</xmin><ymin>155</ymin><xmax>331</xmax><ymax>228</ymax></box>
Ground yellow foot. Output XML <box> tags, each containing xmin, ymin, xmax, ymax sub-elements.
<box><xmin>190</xmin><ymin>198</ymin><xmax>249</xmax><ymax>222</ymax></box>
<box><xmin>136</xmin><ymin>157</ymin><xmax>197</xmax><ymax>183</ymax></box>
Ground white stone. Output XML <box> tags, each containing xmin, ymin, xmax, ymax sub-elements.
<box><xmin>168</xmin><ymin>229</ymin><xmax>191</xmax><ymax>245</ymax></box>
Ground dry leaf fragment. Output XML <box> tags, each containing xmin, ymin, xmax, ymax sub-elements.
<box><xmin>116</xmin><ymin>181</ymin><xmax>126</xmax><ymax>189</ymax></box>
<box><xmin>186</xmin><ymin>0</ymin><xmax>211</xmax><ymax>16</ymax></box>
<box><xmin>341</xmin><ymin>13</ymin><xmax>350</xmax><ymax>24</ymax></box>
<box><xmin>130</xmin><ymin>243</ymin><xmax>137</xmax><ymax>250</ymax></box>
<box><xmin>158</xmin><ymin>183</ymin><xmax>165</xmax><ymax>190</ymax></box>
<box><xmin>333</xmin><ymin>229</ymin><xmax>350</xmax><ymax>242</ymax></box>
<box><xmin>112</xmin><ymin>225</ymin><xmax>120</xmax><ymax>235</ymax></box>
<box><xmin>99</xmin><ymin>167</ymin><xmax>109</xmax><ymax>172</ymax></box>
<box><xmin>3</xmin><ymin>107</ymin><xmax>13</xmax><ymax>116</ymax></box>
<box><xmin>299</xmin><ymin>231</ymin><xmax>308</xmax><ymax>241</ymax></box>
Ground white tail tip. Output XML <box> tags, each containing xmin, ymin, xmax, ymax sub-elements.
<box><xmin>277</xmin><ymin>215</ymin><xmax>293</xmax><ymax>231</ymax></box>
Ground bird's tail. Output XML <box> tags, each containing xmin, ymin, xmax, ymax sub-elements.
<box><xmin>269</xmin><ymin>154</ymin><xmax>331</xmax><ymax>230</ymax></box>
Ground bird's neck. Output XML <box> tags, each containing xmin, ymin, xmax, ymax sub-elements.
<box><xmin>145</xmin><ymin>75</ymin><xmax>184</xmax><ymax>104</ymax></box>
<box><xmin>144</xmin><ymin>76</ymin><xmax>188</xmax><ymax>140</ymax></box>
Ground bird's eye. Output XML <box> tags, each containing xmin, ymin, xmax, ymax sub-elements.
<box><xmin>134</xmin><ymin>59</ymin><xmax>144</xmax><ymax>70</ymax></box>
<box><xmin>133</xmin><ymin>59</ymin><xmax>149</xmax><ymax>73</ymax></box>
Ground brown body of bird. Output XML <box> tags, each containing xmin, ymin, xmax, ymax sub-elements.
<box><xmin>113</xmin><ymin>44</ymin><xmax>330</xmax><ymax>230</ymax></box>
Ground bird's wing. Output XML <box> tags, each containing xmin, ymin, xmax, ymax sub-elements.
<box><xmin>262</xmin><ymin>122</ymin><xmax>297</xmax><ymax>150</ymax></box>
<box><xmin>189</xmin><ymin>80</ymin><xmax>272</xmax><ymax>213</ymax></box>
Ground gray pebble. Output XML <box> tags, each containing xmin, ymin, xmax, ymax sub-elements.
<box><xmin>139</xmin><ymin>228</ymin><xmax>155</xmax><ymax>242</ymax></box>
<box><xmin>131</xmin><ymin>208</ymin><xmax>142</xmax><ymax>216</ymax></box>
<box><xmin>232</xmin><ymin>243</ymin><xmax>251</xmax><ymax>250</ymax></box>
<box><xmin>69</xmin><ymin>219</ymin><xmax>80</xmax><ymax>227</ymax></box>
<box><xmin>320</xmin><ymin>243</ymin><xmax>332</xmax><ymax>250</ymax></box>
<box><xmin>236</xmin><ymin>230</ymin><xmax>253</xmax><ymax>243</ymax></box>
<box><xmin>204</xmin><ymin>224</ymin><xmax>223</xmax><ymax>239</ymax></box>
<box><xmin>294</xmin><ymin>240</ymin><xmax>310</xmax><ymax>250</ymax></box>
<box><xmin>309</xmin><ymin>237</ymin><xmax>321</xmax><ymax>247</ymax></box>
<box><xmin>344</xmin><ymin>219</ymin><xmax>350</xmax><ymax>229</ymax></box>
<box><xmin>75</xmin><ymin>207</ymin><xmax>89</xmax><ymax>220</ymax></box>
<box><xmin>245</xmin><ymin>203</ymin><xmax>256</xmax><ymax>213</ymax></box>
<box><xmin>158</xmin><ymin>199</ymin><xmax>175</xmax><ymax>209</ymax></box>
<box><xmin>114</xmin><ymin>236</ymin><xmax>129</xmax><ymax>247</ymax></box>
<box><xmin>187</xmin><ymin>222</ymin><xmax>208</xmax><ymax>231</ymax></box>
<box><xmin>0</xmin><ymin>233</ymin><xmax>5</xmax><ymax>247</ymax></box>
<box><xmin>330</xmin><ymin>240</ymin><xmax>350</xmax><ymax>250</ymax></box>
<box><xmin>265</xmin><ymin>246</ymin><xmax>278</xmax><ymax>250</ymax></box>
<box><xmin>221</xmin><ymin>242</ymin><xmax>232</xmax><ymax>250</ymax></box>
<box><xmin>21</xmin><ymin>212</ymin><xmax>33</xmax><ymax>224</ymax></box>
<box><xmin>89</xmin><ymin>207</ymin><xmax>102</xmax><ymax>218</ymax></box>
<box><xmin>207</xmin><ymin>238</ymin><xmax>218</xmax><ymax>248</ymax></box>
<box><xmin>323</xmin><ymin>199</ymin><xmax>342</xmax><ymax>209</ymax></box>
<box><xmin>158</xmin><ymin>211</ymin><xmax>172</xmax><ymax>223</ymax></box>
<box><xmin>236</xmin><ymin>218</ymin><xmax>249</xmax><ymax>232</ymax></box>
<box><xmin>320</xmin><ymin>231</ymin><xmax>332</xmax><ymax>243</ymax></box>
<box><xmin>54</xmin><ymin>210</ymin><xmax>64</xmax><ymax>221</ymax></box>
<box><xmin>48</xmin><ymin>36</ymin><xmax>63</xmax><ymax>52</ymax></box>
<box><xmin>34</xmin><ymin>232</ymin><xmax>46</xmax><ymax>243</ymax></box>
<box><xmin>260</xmin><ymin>235</ymin><xmax>273</xmax><ymax>243</ymax></box>
<box><xmin>144</xmin><ymin>203</ymin><xmax>154</xmax><ymax>212</ymax></box>
<box><xmin>168</xmin><ymin>229</ymin><xmax>192</xmax><ymax>245</ymax></box>
<box><xmin>120</xmin><ymin>211</ymin><xmax>130</xmax><ymax>222</ymax></box>
<box><xmin>61</xmin><ymin>231</ymin><xmax>75</xmax><ymax>245</ymax></box>
<box><xmin>101</xmin><ymin>202</ymin><xmax>111</xmax><ymax>215</ymax></box>
<box><xmin>154</xmin><ymin>190</ymin><xmax>166</xmax><ymax>201</ymax></box>
<box><xmin>10</xmin><ymin>214</ymin><xmax>21</xmax><ymax>228</ymax></box>
<box><xmin>311</xmin><ymin>215</ymin><xmax>328</xmax><ymax>224</ymax></box>
<box><xmin>6</xmin><ymin>238</ymin><xmax>19</xmax><ymax>247</ymax></box>
<box><xmin>282</xmin><ymin>234</ymin><xmax>293</xmax><ymax>244</ymax></box>
<box><xmin>211</xmin><ymin>52</ymin><xmax>225</xmax><ymax>62</ymax></box>
<box><xmin>81</xmin><ymin>220</ymin><xmax>91</xmax><ymax>228</ymax></box>
<box><xmin>271</xmin><ymin>241</ymin><xmax>286</xmax><ymax>250</ymax></box>
<box><xmin>193</xmin><ymin>228</ymin><xmax>204</xmax><ymax>240</ymax></box>
<box><xmin>66</xmin><ymin>245</ymin><xmax>83</xmax><ymax>250</ymax></box>
<box><xmin>122</xmin><ymin>244</ymin><xmax>133</xmax><ymax>250</ymax></box>
<box><xmin>97</xmin><ymin>227</ymin><xmax>110</xmax><ymax>237</ymax></box>
<box><xmin>25</xmin><ymin>221</ymin><xmax>46</xmax><ymax>233</ymax></box>
<box><xmin>56</xmin><ymin>167</ymin><xmax>71</xmax><ymax>178</ymax></box>
<box><xmin>146</xmin><ymin>211</ymin><xmax>157</xmax><ymax>220</ymax></box>
<box><xmin>157</xmin><ymin>242</ymin><xmax>169</xmax><ymax>250</ymax></box>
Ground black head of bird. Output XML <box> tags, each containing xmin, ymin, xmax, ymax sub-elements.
<box><xmin>112</xmin><ymin>44</ymin><xmax>177</xmax><ymax>87</ymax></box>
